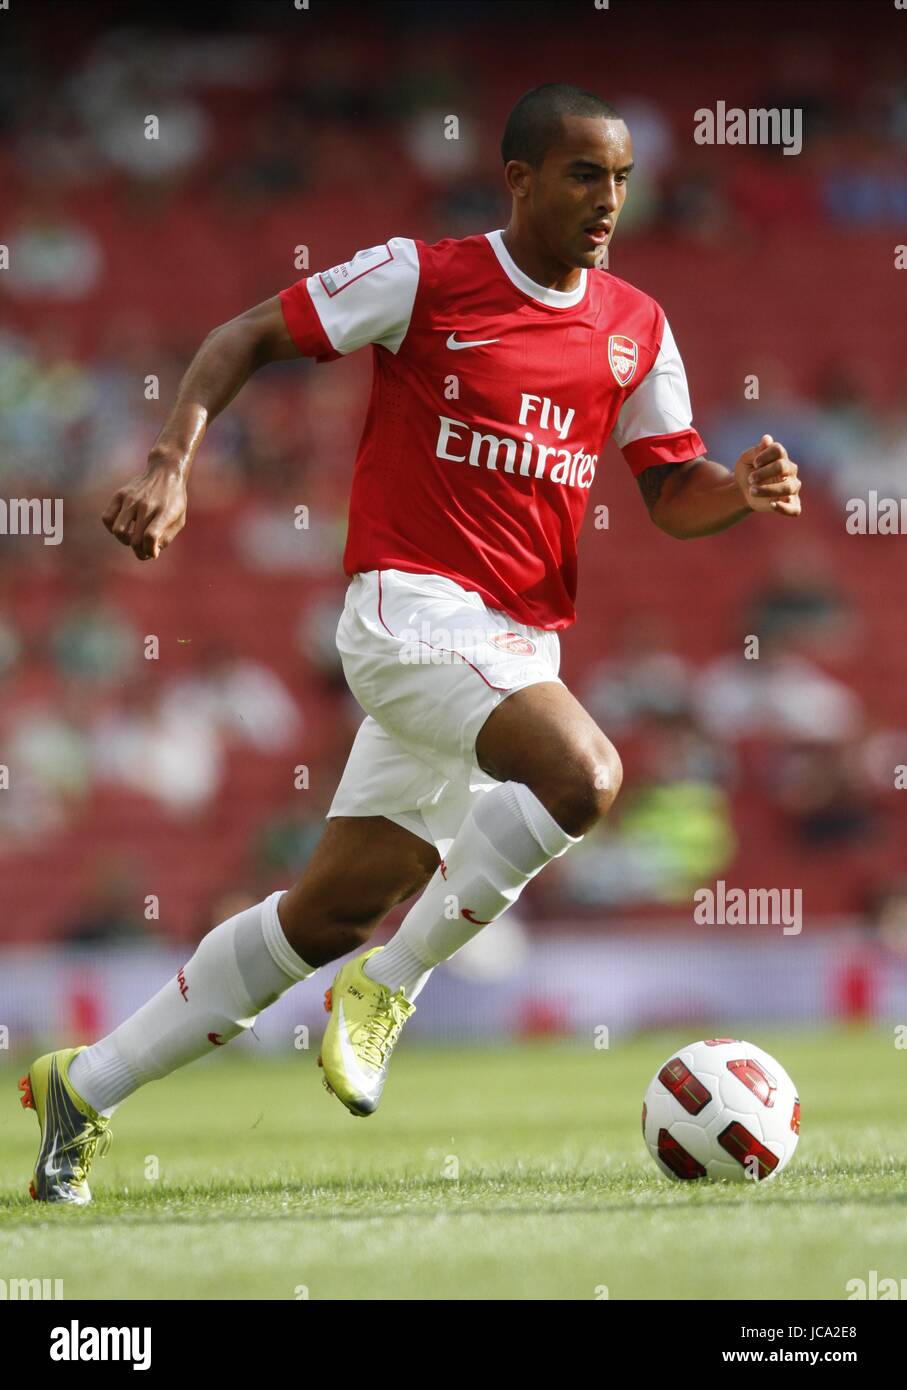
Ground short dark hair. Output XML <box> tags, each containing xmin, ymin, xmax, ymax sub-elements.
<box><xmin>501</xmin><ymin>83</ymin><xmax>622</xmax><ymax>168</ymax></box>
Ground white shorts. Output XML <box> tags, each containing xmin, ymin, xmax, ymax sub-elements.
<box><xmin>326</xmin><ymin>569</ymin><xmax>563</xmax><ymax>856</ymax></box>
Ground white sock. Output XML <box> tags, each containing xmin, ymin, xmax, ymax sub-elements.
<box><xmin>365</xmin><ymin>782</ymin><xmax>581</xmax><ymax>1000</ymax></box>
<box><xmin>68</xmin><ymin>891</ymin><xmax>315</xmax><ymax>1114</ymax></box>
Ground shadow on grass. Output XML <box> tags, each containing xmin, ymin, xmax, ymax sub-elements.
<box><xmin>4</xmin><ymin>1160</ymin><xmax>907</xmax><ymax>1225</ymax></box>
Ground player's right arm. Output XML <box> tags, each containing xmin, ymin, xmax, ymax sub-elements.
<box><xmin>104</xmin><ymin>238</ymin><xmax>418</xmax><ymax>561</ymax></box>
<box><xmin>102</xmin><ymin>295</ymin><xmax>301</xmax><ymax>561</ymax></box>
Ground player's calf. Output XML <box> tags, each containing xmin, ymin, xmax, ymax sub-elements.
<box><xmin>276</xmin><ymin>814</ymin><xmax>440</xmax><ymax>967</ymax></box>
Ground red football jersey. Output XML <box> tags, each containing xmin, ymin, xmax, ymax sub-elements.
<box><xmin>279</xmin><ymin>230</ymin><xmax>706</xmax><ymax>630</ymax></box>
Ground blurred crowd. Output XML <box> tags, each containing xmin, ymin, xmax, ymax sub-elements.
<box><xmin>557</xmin><ymin>581</ymin><xmax>907</xmax><ymax>913</ymax></box>
<box><xmin>1</xmin><ymin>11</ymin><xmax>905</xmax><ymax>938</ymax></box>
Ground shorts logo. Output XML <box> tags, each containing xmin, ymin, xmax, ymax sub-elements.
<box><xmin>608</xmin><ymin>334</ymin><xmax>638</xmax><ymax>387</ymax></box>
<box><xmin>489</xmin><ymin>631</ymin><xmax>536</xmax><ymax>656</ymax></box>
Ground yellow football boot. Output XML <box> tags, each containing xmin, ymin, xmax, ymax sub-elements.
<box><xmin>318</xmin><ymin>948</ymin><xmax>415</xmax><ymax>1116</ymax></box>
<box><xmin>19</xmin><ymin>1046</ymin><xmax>112</xmax><ymax>1205</ymax></box>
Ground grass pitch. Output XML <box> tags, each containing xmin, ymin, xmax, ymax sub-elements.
<box><xmin>2</xmin><ymin>1029</ymin><xmax>905</xmax><ymax>1300</ymax></box>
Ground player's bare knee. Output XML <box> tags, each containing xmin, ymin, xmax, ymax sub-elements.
<box><xmin>591</xmin><ymin>741</ymin><xmax>623</xmax><ymax>814</ymax></box>
<box><xmin>538</xmin><ymin>741</ymin><xmax>622</xmax><ymax>836</ymax></box>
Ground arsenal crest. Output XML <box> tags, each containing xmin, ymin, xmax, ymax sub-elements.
<box><xmin>608</xmin><ymin>334</ymin><xmax>638</xmax><ymax>387</ymax></box>
<box><xmin>489</xmin><ymin>631</ymin><xmax>536</xmax><ymax>656</ymax></box>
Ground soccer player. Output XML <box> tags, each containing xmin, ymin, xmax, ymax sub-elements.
<box><xmin>21</xmin><ymin>84</ymin><xmax>801</xmax><ymax>1202</ymax></box>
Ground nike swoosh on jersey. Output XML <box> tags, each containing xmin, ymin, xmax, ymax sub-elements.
<box><xmin>446</xmin><ymin>333</ymin><xmax>499</xmax><ymax>350</ymax></box>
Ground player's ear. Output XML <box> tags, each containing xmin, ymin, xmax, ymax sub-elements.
<box><xmin>503</xmin><ymin>159</ymin><xmax>532</xmax><ymax>200</ymax></box>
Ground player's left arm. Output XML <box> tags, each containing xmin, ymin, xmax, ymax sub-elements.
<box><xmin>613</xmin><ymin>312</ymin><xmax>801</xmax><ymax>538</ymax></box>
<box><xmin>637</xmin><ymin>433</ymin><xmax>801</xmax><ymax>538</ymax></box>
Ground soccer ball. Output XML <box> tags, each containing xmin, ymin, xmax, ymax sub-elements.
<box><xmin>642</xmin><ymin>1039</ymin><xmax>800</xmax><ymax>1182</ymax></box>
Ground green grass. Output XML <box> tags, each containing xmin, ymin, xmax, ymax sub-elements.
<box><xmin>2</xmin><ymin>1029</ymin><xmax>906</xmax><ymax>1299</ymax></box>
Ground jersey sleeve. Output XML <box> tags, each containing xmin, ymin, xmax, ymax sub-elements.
<box><xmin>278</xmin><ymin>237</ymin><xmax>420</xmax><ymax>361</ymax></box>
<box><xmin>611</xmin><ymin>316</ymin><xmax>706</xmax><ymax>474</ymax></box>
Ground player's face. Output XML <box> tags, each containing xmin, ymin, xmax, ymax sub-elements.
<box><xmin>532</xmin><ymin>116</ymin><xmax>634</xmax><ymax>269</ymax></box>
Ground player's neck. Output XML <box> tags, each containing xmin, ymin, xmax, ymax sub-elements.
<box><xmin>500</xmin><ymin>225</ymin><xmax>583</xmax><ymax>295</ymax></box>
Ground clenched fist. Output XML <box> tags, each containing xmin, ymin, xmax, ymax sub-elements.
<box><xmin>735</xmin><ymin>434</ymin><xmax>801</xmax><ymax>518</ymax></box>
<box><xmin>102</xmin><ymin>460</ymin><xmax>189</xmax><ymax>561</ymax></box>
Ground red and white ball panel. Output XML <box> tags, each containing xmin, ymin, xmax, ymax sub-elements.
<box><xmin>642</xmin><ymin>1039</ymin><xmax>800</xmax><ymax>1182</ymax></box>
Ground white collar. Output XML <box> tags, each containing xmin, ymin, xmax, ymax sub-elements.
<box><xmin>485</xmin><ymin>228</ymin><xmax>588</xmax><ymax>309</ymax></box>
